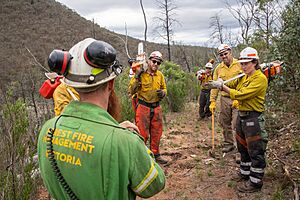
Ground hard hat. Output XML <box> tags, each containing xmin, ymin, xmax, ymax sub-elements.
<box><xmin>218</xmin><ymin>44</ymin><xmax>231</xmax><ymax>54</ymax></box>
<box><xmin>238</xmin><ymin>47</ymin><xmax>259</xmax><ymax>63</ymax></box>
<box><xmin>62</xmin><ymin>38</ymin><xmax>123</xmax><ymax>89</ymax></box>
<box><xmin>205</xmin><ymin>62</ymin><xmax>213</xmax><ymax>69</ymax></box>
<box><xmin>149</xmin><ymin>51</ymin><xmax>163</xmax><ymax>61</ymax></box>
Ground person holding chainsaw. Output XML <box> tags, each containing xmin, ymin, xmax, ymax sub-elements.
<box><xmin>197</xmin><ymin>60</ymin><xmax>214</xmax><ymax>120</ymax></box>
<box><xmin>206</xmin><ymin>47</ymin><xmax>268</xmax><ymax>193</ymax></box>
<box><xmin>210</xmin><ymin>44</ymin><xmax>242</xmax><ymax>153</ymax></box>
<box><xmin>38</xmin><ymin>38</ymin><xmax>165</xmax><ymax>200</ymax></box>
<box><xmin>128</xmin><ymin>51</ymin><xmax>168</xmax><ymax>165</ymax></box>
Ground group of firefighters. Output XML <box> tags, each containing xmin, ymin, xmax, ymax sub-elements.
<box><xmin>37</xmin><ymin>38</ymin><xmax>269</xmax><ymax>199</ymax></box>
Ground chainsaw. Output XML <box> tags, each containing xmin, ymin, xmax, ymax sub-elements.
<box><xmin>129</xmin><ymin>42</ymin><xmax>148</xmax><ymax>76</ymax></box>
<box><xmin>224</xmin><ymin>60</ymin><xmax>284</xmax><ymax>84</ymax></box>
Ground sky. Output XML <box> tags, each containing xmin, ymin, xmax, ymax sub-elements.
<box><xmin>56</xmin><ymin>0</ymin><xmax>242</xmax><ymax>46</ymax></box>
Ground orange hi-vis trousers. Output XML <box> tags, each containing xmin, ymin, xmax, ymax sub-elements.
<box><xmin>135</xmin><ymin>102</ymin><xmax>163</xmax><ymax>155</ymax></box>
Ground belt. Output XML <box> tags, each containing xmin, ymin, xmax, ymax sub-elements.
<box><xmin>201</xmin><ymin>89</ymin><xmax>210</xmax><ymax>92</ymax></box>
<box><xmin>138</xmin><ymin>99</ymin><xmax>160</xmax><ymax>108</ymax></box>
<box><xmin>238</xmin><ymin>111</ymin><xmax>262</xmax><ymax>118</ymax></box>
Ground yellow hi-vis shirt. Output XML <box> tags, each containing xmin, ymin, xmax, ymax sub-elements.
<box><xmin>210</xmin><ymin>59</ymin><xmax>242</xmax><ymax>101</ymax></box>
<box><xmin>128</xmin><ymin>70</ymin><xmax>167</xmax><ymax>103</ymax></box>
<box><xmin>199</xmin><ymin>74</ymin><xmax>213</xmax><ymax>90</ymax></box>
<box><xmin>226</xmin><ymin>69</ymin><xmax>268</xmax><ymax>112</ymax></box>
<box><xmin>53</xmin><ymin>83</ymin><xmax>80</xmax><ymax>116</ymax></box>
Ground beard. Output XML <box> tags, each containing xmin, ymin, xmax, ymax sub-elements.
<box><xmin>107</xmin><ymin>89</ymin><xmax>122</xmax><ymax>122</ymax></box>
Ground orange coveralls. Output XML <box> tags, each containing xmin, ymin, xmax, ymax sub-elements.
<box><xmin>128</xmin><ymin>70</ymin><xmax>167</xmax><ymax>155</ymax></box>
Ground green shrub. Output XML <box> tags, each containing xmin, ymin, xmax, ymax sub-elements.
<box><xmin>160</xmin><ymin>61</ymin><xmax>197</xmax><ymax>112</ymax></box>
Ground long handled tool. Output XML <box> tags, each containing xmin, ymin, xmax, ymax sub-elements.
<box><xmin>208</xmin><ymin>111</ymin><xmax>216</xmax><ymax>158</ymax></box>
<box><xmin>211</xmin><ymin>111</ymin><xmax>215</xmax><ymax>151</ymax></box>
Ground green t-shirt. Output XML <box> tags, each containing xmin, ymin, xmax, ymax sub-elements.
<box><xmin>38</xmin><ymin>101</ymin><xmax>165</xmax><ymax>200</ymax></box>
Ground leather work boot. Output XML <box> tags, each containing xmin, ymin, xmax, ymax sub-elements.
<box><xmin>231</xmin><ymin>173</ymin><xmax>249</xmax><ymax>182</ymax></box>
<box><xmin>237</xmin><ymin>180</ymin><xmax>262</xmax><ymax>193</ymax></box>
<box><xmin>222</xmin><ymin>144</ymin><xmax>235</xmax><ymax>153</ymax></box>
<box><xmin>235</xmin><ymin>153</ymin><xmax>241</xmax><ymax>164</ymax></box>
<box><xmin>155</xmin><ymin>155</ymin><xmax>168</xmax><ymax>165</ymax></box>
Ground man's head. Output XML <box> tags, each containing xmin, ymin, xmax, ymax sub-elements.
<box><xmin>62</xmin><ymin>38</ymin><xmax>122</xmax><ymax>92</ymax></box>
<box><xmin>218</xmin><ymin>44</ymin><xmax>233</xmax><ymax>66</ymax></box>
<box><xmin>61</xmin><ymin>38</ymin><xmax>123</xmax><ymax>120</ymax></box>
<box><xmin>148</xmin><ymin>51</ymin><xmax>163</xmax><ymax>73</ymax></box>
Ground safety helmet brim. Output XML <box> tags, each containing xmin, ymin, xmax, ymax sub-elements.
<box><xmin>237</xmin><ymin>59</ymin><xmax>253</xmax><ymax>63</ymax></box>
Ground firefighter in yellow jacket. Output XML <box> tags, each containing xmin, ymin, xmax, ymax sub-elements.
<box><xmin>197</xmin><ymin>62</ymin><xmax>213</xmax><ymax>119</ymax></box>
<box><xmin>210</xmin><ymin>44</ymin><xmax>242</xmax><ymax>153</ymax></box>
<box><xmin>128</xmin><ymin>51</ymin><xmax>168</xmax><ymax>164</ymax></box>
<box><xmin>206</xmin><ymin>47</ymin><xmax>268</xmax><ymax>193</ymax></box>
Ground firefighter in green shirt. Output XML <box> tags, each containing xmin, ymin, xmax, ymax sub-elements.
<box><xmin>206</xmin><ymin>47</ymin><xmax>268</xmax><ymax>193</ymax></box>
<box><xmin>38</xmin><ymin>38</ymin><xmax>165</xmax><ymax>200</ymax></box>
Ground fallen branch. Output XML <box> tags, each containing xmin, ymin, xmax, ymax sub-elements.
<box><xmin>270</xmin><ymin>151</ymin><xmax>299</xmax><ymax>199</ymax></box>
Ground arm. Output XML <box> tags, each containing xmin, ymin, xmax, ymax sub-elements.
<box><xmin>210</xmin><ymin>65</ymin><xmax>220</xmax><ymax>102</ymax></box>
<box><xmin>130</xmin><ymin>136</ymin><xmax>165</xmax><ymax>198</ymax></box>
<box><xmin>160</xmin><ymin>74</ymin><xmax>167</xmax><ymax>96</ymax></box>
<box><xmin>128</xmin><ymin>77</ymin><xmax>141</xmax><ymax>96</ymax></box>
<box><xmin>222</xmin><ymin>76</ymin><xmax>267</xmax><ymax>101</ymax></box>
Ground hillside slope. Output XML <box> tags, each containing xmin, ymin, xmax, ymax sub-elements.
<box><xmin>0</xmin><ymin>0</ymin><xmax>211</xmax><ymax>87</ymax></box>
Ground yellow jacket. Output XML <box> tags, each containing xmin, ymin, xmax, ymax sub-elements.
<box><xmin>210</xmin><ymin>59</ymin><xmax>242</xmax><ymax>101</ymax></box>
<box><xmin>128</xmin><ymin>70</ymin><xmax>167</xmax><ymax>103</ymax></box>
<box><xmin>53</xmin><ymin>83</ymin><xmax>80</xmax><ymax>116</ymax></box>
<box><xmin>199</xmin><ymin>73</ymin><xmax>213</xmax><ymax>90</ymax></box>
<box><xmin>227</xmin><ymin>69</ymin><xmax>268</xmax><ymax>112</ymax></box>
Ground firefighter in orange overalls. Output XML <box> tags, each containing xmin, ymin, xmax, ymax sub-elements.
<box><xmin>128</xmin><ymin>51</ymin><xmax>168</xmax><ymax>164</ymax></box>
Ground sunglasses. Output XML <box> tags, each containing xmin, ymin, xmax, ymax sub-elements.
<box><xmin>151</xmin><ymin>60</ymin><xmax>161</xmax><ymax>65</ymax></box>
<box><xmin>219</xmin><ymin>52</ymin><xmax>228</xmax><ymax>57</ymax></box>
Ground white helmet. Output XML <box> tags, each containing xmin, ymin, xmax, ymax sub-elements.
<box><xmin>238</xmin><ymin>47</ymin><xmax>259</xmax><ymax>63</ymax></box>
<box><xmin>218</xmin><ymin>44</ymin><xmax>231</xmax><ymax>54</ymax></box>
<box><xmin>62</xmin><ymin>38</ymin><xmax>122</xmax><ymax>89</ymax></box>
<box><xmin>205</xmin><ymin>62</ymin><xmax>213</xmax><ymax>69</ymax></box>
<box><xmin>149</xmin><ymin>51</ymin><xmax>163</xmax><ymax>61</ymax></box>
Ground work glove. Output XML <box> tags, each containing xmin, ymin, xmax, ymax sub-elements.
<box><xmin>128</xmin><ymin>58</ymin><xmax>136</xmax><ymax>66</ymax></box>
<box><xmin>232</xmin><ymin>100</ymin><xmax>239</xmax><ymax>109</ymax></box>
<box><xmin>209</xmin><ymin>101</ymin><xmax>216</xmax><ymax>113</ymax></box>
<box><xmin>156</xmin><ymin>89</ymin><xmax>165</xmax><ymax>100</ymax></box>
<box><xmin>206</xmin><ymin>78</ymin><xmax>224</xmax><ymax>89</ymax></box>
<box><xmin>134</xmin><ymin>67</ymin><xmax>144</xmax><ymax>79</ymax></box>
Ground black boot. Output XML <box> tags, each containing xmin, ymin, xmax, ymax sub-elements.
<box><xmin>222</xmin><ymin>144</ymin><xmax>235</xmax><ymax>153</ymax></box>
<box><xmin>154</xmin><ymin>154</ymin><xmax>168</xmax><ymax>165</ymax></box>
<box><xmin>237</xmin><ymin>180</ymin><xmax>262</xmax><ymax>193</ymax></box>
<box><xmin>231</xmin><ymin>173</ymin><xmax>249</xmax><ymax>182</ymax></box>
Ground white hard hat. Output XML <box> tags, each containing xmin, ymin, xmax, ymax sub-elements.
<box><xmin>205</xmin><ymin>62</ymin><xmax>213</xmax><ymax>69</ymax></box>
<box><xmin>62</xmin><ymin>38</ymin><xmax>122</xmax><ymax>89</ymax></box>
<box><xmin>218</xmin><ymin>44</ymin><xmax>231</xmax><ymax>54</ymax></box>
<box><xmin>238</xmin><ymin>47</ymin><xmax>259</xmax><ymax>63</ymax></box>
<box><xmin>149</xmin><ymin>51</ymin><xmax>163</xmax><ymax>61</ymax></box>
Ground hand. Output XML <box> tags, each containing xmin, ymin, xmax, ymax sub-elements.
<box><xmin>156</xmin><ymin>89</ymin><xmax>165</xmax><ymax>99</ymax></box>
<box><xmin>209</xmin><ymin>101</ymin><xmax>216</xmax><ymax>113</ymax></box>
<box><xmin>119</xmin><ymin>121</ymin><xmax>140</xmax><ymax>134</ymax></box>
<box><xmin>128</xmin><ymin>58</ymin><xmax>136</xmax><ymax>66</ymax></box>
<box><xmin>134</xmin><ymin>67</ymin><xmax>144</xmax><ymax>79</ymax></box>
<box><xmin>232</xmin><ymin>100</ymin><xmax>239</xmax><ymax>109</ymax></box>
<box><xmin>206</xmin><ymin>78</ymin><xmax>224</xmax><ymax>89</ymax></box>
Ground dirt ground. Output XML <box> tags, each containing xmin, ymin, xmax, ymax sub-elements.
<box><xmin>138</xmin><ymin>102</ymin><xmax>298</xmax><ymax>200</ymax></box>
<box><xmin>37</xmin><ymin>102</ymin><xmax>298</xmax><ymax>200</ymax></box>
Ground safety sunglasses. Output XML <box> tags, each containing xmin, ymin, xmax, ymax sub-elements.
<box><xmin>219</xmin><ymin>52</ymin><xmax>228</xmax><ymax>57</ymax></box>
<box><xmin>151</xmin><ymin>60</ymin><xmax>161</xmax><ymax>65</ymax></box>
